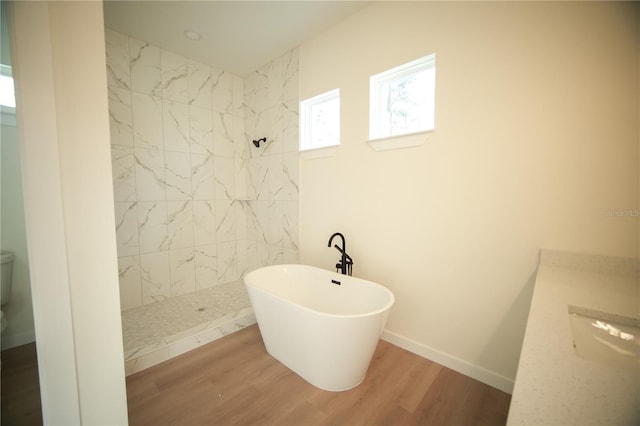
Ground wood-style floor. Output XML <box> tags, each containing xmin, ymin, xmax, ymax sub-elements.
<box><xmin>127</xmin><ymin>325</ymin><xmax>511</xmax><ymax>426</ymax></box>
<box><xmin>0</xmin><ymin>327</ymin><xmax>511</xmax><ymax>426</ymax></box>
<box><xmin>1</xmin><ymin>343</ymin><xmax>43</xmax><ymax>426</ymax></box>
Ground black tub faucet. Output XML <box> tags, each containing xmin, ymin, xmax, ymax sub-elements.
<box><xmin>328</xmin><ymin>232</ymin><xmax>353</xmax><ymax>276</ymax></box>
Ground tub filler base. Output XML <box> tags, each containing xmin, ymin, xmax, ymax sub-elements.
<box><xmin>245</xmin><ymin>265</ymin><xmax>394</xmax><ymax>392</ymax></box>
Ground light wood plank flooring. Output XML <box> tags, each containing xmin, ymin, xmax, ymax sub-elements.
<box><xmin>126</xmin><ymin>325</ymin><xmax>511</xmax><ymax>426</ymax></box>
<box><xmin>1</xmin><ymin>343</ymin><xmax>43</xmax><ymax>426</ymax></box>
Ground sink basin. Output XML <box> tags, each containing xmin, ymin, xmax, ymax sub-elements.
<box><xmin>568</xmin><ymin>305</ymin><xmax>639</xmax><ymax>370</ymax></box>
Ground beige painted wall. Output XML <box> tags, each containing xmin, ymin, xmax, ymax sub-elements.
<box><xmin>9</xmin><ymin>1</ymin><xmax>128</xmax><ymax>423</ymax></box>
<box><xmin>299</xmin><ymin>1</ymin><xmax>639</xmax><ymax>387</ymax></box>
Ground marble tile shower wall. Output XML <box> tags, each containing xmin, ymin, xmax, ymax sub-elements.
<box><xmin>243</xmin><ymin>50</ymin><xmax>300</xmax><ymax>272</ymax></box>
<box><xmin>105</xmin><ymin>29</ymin><xmax>299</xmax><ymax>311</ymax></box>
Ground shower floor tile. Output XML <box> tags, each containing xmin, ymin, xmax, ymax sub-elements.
<box><xmin>121</xmin><ymin>280</ymin><xmax>255</xmax><ymax>375</ymax></box>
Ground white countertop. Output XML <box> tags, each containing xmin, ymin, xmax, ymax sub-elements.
<box><xmin>507</xmin><ymin>250</ymin><xmax>639</xmax><ymax>426</ymax></box>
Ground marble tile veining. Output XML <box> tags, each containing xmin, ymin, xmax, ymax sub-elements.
<box><xmin>188</xmin><ymin>59</ymin><xmax>212</xmax><ymax>109</ymax></box>
<box><xmin>111</xmin><ymin>145</ymin><xmax>136</xmax><ymax>202</ymax></box>
<box><xmin>105</xmin><ymin>29</ymin><xmax>131</xmax><ymax>90</ymax></box>
<box><xmin>195</xmin><ymin>244</ymin><xmax>218</xmax><ymax>289</ymax></box>
<box><xmin>165</xmin><ymin>151</ymin><xmax>193</xmax><ymax>200</ymax></box>
<box><xmin>137</xmin><ymin>201</ymin><xmax>168</xmax><ymax>254</ymax></box>
<box><xmin>108</xmin><ymin>87</ymin><xmax>134</xmax><ymax>147</ymax></box>
<box><xmin>191</xmin><ymin>153</ymin><xmax>215</xmax><ymax>200</ymax></box>
<box><xmin>134</xmin><ymin>147</ymin><xmax>166</xmax><ymax>201</ymax></box>
<box><xmin>213</xmin><ymin>112</ymin><xmax>236</xmax><ymax>157</ymax></box>
<box><xmin>166</xmin><ymin>200</ymin><xmax>194</xmax><ymax>249</ymax></box>
<box><xmin>162</xmin><ymin>100</ymin><xmax>190</xmax><ymax>153</ymax></box>
<box><xmin>282</xmin><ymin>151</ymin><xmax>299</xmax><ymax>200</ymax></box>
<box><xmin>129</xmin><ymin>38</ymin><xmax>162</xmax><ymax>97</ymax></box>
<box><xmin>283</xmin><ymin>200</ymin><xmax>299</xmax><ymax>250</ymax></box>
<box><xmin>118</xmin><ymin>255</ymin><xmax>142</xmax><ymax>311</ymax></box>
<box><xmin>169</xmin><ymin>248</ymin><xmax>196</xmax><ymax>296</ymax></box>
<box><xmin>107</xmin><ymin>29</ymin><xmax>299</xmax><ymax>311</ymax></box>
<box><xmin>214</xmin><ymin>157</ymin><xmax>235</xmax><ymax>200</ymax></box>
<box><xmin>193</xmin><ymin>201</ymin><xmax>217</xmax><ymax>246</ymax></box>
<box><xmin>212</xmin><ymin>69</ymin><xmax>233</xmax><ymax>114</ymax></box>
<box><xmin>189</xmin><ymin>105</ymin><xmax>214</xmax><ymax>155</ymax></box>
<box><xmin>215</xmin><ymin>200</ymin><xmax>236</xmax><ymax>243</ymax></box>
<box><xmin>132</xmin><ymin>93</ymin><xmax>163</xmax><ymax>150</ymax></box>
<box><xmin>283</xmin><ymin>99</ymin><xmax>300</xmax><ymax>153</ymax></box>
<box><xmin>217</xmin><ymin>241</ymin><xmax>238</xmax><ymax>283</ymax></box>
<box><xmin>114</xmin><ymin>201</ymin><xmax>139</xmax><ymax>256</ymax></box>
<box><xmin>161</xmin><ymin>50</ymin><xmax>188</xmax><ymax>103</ymax></box>
<box><xmin>140</xmin><ymin>251</ymin><xmax>171</xmax><ymax>304</ymax></box>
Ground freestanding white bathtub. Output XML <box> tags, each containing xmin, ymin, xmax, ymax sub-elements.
<box><xmin>244</xmin><ymin>264</ymin><xmax>394</xmax><ymax>392</ymax></box>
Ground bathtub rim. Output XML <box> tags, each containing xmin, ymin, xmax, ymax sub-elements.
<box><xmin>244</xmin><ymin>264</ymin><xmax>395</xmax><ymax>320</ymax></box>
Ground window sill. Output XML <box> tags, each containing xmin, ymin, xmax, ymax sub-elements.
<box><xmin>300</xmin><ymin>145</ymin><xmax>338</xmax><ymax>159</ymax></box>
<box><xmin>367</xmin><ymin>129</ymin><xmax>433</xmax><ymax>152</ymax></box>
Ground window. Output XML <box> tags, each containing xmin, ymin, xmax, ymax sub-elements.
<box><xmin>369</xmin><ymin>54</ymin><xmax>435</xmax><ymax>141</ymax></box>
<box><xmin>0</xmin><ymin>64</ymin><xmax>15</xmax><ymax>109</ymax></box>
<box><xmin>300</xmin><ymin>88</ymin><xmax>340</xmax><ymax>152</ymax></box>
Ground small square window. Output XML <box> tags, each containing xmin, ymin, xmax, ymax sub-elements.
<box><xmin>300</xmin><ymin>88</ymin><xmax>340</xmax><ymax>151</ymax></box>
<box><xmin>0</xmin><ymin>65</ymin><xmax>16</xmax><ymax>109</ymax></box>
<box><xmin>370</xmin><ymin>54</ymin><xmax>435</xmax><ymax>141</ymax></box>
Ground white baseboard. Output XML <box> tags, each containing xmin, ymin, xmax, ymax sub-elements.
<box><xmin>381</xmin><ymin>329</ymin><xmax>514</xmax><ymax>394</ymax></box>
<box><xmin>1</xmin><ymin>330</ymin><xmax>36</xmax><ymax>351</ymax></box>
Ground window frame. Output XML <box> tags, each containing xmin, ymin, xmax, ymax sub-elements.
<box><xmin>299</xmin><ymin>88</ymin><xmax>340</xmax><ymax>153</ymax></box>
<box><xmin>369</xmin><ymin>53</ymin><xmax>436</xmax><ymax>148</ymax></box>
<box><xmin>0</xmin><ymin>64</ymin><xmax>16</xmax><ymax>111</ymax></box>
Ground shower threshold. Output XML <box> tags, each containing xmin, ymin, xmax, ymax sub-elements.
<box><xmin>121</xmin><ymin>280</ymin><xmax>255</xmax><ymax>375</ymax></box>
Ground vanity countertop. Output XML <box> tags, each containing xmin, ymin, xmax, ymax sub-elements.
<box><xmin>507</xmin><ymin>249</ymin><xmax>639</xmax><ymax>426</ymax></box>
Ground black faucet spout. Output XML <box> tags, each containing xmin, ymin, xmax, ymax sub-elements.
<box><xmin>327</xmin><ymin>232</ymin><xmax>353</xmax><ymax>275</ymax></box>
<box><xmin>328</xmin><ymin>232</ymin><xmax>345</xmax><ymax>250</ymax></box>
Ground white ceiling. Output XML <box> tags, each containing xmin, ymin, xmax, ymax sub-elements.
<box><xmin>103</xmin><ymin>0</ymin><xmax>369</xmax><ymax>77</ymax></box>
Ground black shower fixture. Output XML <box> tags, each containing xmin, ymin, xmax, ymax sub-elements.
<box><xmin>252</xmin><ymin>137</ymin><xmax>267</xmax><ymax>148</ymax></box>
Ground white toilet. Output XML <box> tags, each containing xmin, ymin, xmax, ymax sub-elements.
<box><xmin>1</xmin><ymin>251</ymin><xmax>14</xmax><ymax>333</ymax></box>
